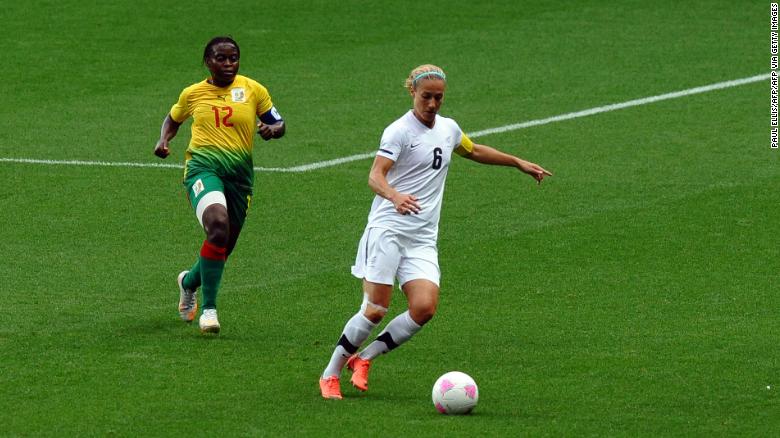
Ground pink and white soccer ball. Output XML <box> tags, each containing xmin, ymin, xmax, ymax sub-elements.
<box><xmin>431</xmin><ymin>371</ymin><xmax>479</xmax><ymax>414</ymax></box>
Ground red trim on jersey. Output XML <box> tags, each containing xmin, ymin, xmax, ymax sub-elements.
<box><xmin>200</xmin><ymin>240</ymin><xmax>227</xmax><ymax>261</ymax></box>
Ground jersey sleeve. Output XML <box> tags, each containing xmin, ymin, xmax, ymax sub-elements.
<box><xmin>454</xmin><ymin>132</ymin><xmax>475</xmax><ymax>156</ymax></box>
<box><xmin>169</xmin><ymin>87</ymin><xmax>191</xmax><ymax>123</ymax></box>
<box><xmin>253</xmin><ymin>82</ymin><xmax>273</xmax><ymax>116</ymax></box>
<box><xmin>377</xmin><ymin>125</ymin><xmax>404</xmax><ymax>161</ymax></box>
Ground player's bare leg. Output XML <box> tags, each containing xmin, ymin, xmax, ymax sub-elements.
<box><xmin>402</xmin><ymin>279</ymin><xmax>439</xmax><ymax>326</ymax></box>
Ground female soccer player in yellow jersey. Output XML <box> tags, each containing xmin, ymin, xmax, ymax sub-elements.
<box><xmin>319</xmin><ymin>64</ymin><xmax>552</xmax><ymax>399</ymax></box>
<box><xmin>154</xmin><ymin>36</ymin><xmax>285</xmax><ymax>334</ymax></box>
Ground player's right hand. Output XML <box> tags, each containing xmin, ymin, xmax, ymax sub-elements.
<box><xmin>392</xmin><ymin>193</ymin><xmax>421</xmax><ymax>215</ymax></box>
<box><xmin>154</xmin><ymin>140</ymin><xmax>170</xmax><ymax>158</ymax></box>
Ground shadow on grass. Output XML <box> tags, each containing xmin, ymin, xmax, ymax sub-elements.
<box><xmin>111</xmin><ymin>313</ymin><xmax>254</xmax><ymax>346</ymax></box>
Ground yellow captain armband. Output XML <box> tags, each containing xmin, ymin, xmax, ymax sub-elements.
<box><xmin>454</xmin><ymin>133</ymin><xmax>475</xmax><ymax>156</ymax></box>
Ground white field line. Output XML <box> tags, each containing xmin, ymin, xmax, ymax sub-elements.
<box><xmin>0</xmin><ymin>157</ymin><xmax>184</xmax><ymax>169</ymax></box>
<box><xmin>0</xmin><ymin>73</ymin><xmax>768</xmax><ymax>173</ymax></box>
<box><xmin>466</xmin><ymin>73</ymin><xmax>770</xmax><ymax>137</ymax></box>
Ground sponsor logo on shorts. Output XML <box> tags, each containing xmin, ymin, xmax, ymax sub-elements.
<box><xmin>193</xmin><ymin>179</ymin><xmax>205</xmax><ymax>198</ymax></box>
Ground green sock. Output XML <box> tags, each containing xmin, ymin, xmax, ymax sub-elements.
<box><xmin>199</xmin><ymin>240</ymin><xmax>227</xmax><ymax>309</ymax></box>
<box><xmin>182</xmin><ymin>259</ymin><xmax>202</xmax><ymax>291</ymax></box>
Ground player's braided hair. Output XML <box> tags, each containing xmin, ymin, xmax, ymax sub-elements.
<box><xmin>203</xmin><ymin>36</ymin><xmax>240</xmax><ymax>64</ymax></box>
<box><xmin>405</xmin><ymin>64</ymin><xmax>446</xmax><ymax>93</ymax></box>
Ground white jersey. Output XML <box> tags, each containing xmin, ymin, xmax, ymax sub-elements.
<box><xmin>365</xmin><ymin>110</ymin><xmax>473</xmax><ymax>241</ymax></box>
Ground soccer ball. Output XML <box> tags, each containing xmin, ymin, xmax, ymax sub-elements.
<box><xmin>431</xmin><ymin>371</ymin><xmax>479</xmax><ymax>414</ymax></box>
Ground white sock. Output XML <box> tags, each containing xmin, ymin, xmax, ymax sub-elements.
<box><xmin>322</xmin><ymin>312</ymin><xmax>376</xmax><ymax>378</ymax></box>
<box><xmin>359</xmin><ymin>310</ymin><xmax>421</xmax><ymax>361</ymax></box>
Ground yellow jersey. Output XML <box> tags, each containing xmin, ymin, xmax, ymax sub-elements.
<box><xmin>170</xmin><ymin>75</ymin><xmax>273</xmax><ymax>167</ymax></box>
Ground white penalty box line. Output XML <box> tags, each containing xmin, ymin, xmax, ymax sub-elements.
<box><xmin>0</xmin><ymin>73</ymin><xmax>768</xmax><ymax>173</ymax></box>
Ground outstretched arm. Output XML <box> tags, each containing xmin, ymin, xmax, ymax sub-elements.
<box><xmin>368</xmin><ymin>156</ymin><xmax>421</xmax><ymax>215</ymax></box>
<box><xmin>153</xmin><ymin>114</ymin><xmax>182</xmax><ymax>159</ymax></box>
<box><xmin>464</xmin><ymin>143</ymin><xmax>552</xmax><ymax>184</ymax></box>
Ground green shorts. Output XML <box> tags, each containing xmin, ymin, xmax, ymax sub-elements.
<box><xmin>183</xmin><ymin>162</ymin><xmax>253</xmax><ymax>231</ymax></box>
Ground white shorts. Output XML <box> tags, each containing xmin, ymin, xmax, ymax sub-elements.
<box><xmin>351</xmin><ymin>227</ymin><xmax>440</xmax><ymax>287</ymax></box>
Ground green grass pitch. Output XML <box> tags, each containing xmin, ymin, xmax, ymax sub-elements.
<box><xmin>0</xmin><ymin>0</ymin><xmax>776</xmax><ymax>436</ymax></box>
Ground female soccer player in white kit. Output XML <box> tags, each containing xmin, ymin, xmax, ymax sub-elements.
<box><xmin>319</xmin><ymin>64</ymin><xmax>552</xmax><ymax>399</ymax></box>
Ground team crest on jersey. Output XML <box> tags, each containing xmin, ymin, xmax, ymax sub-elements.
<box><xmin>231</xmin><ymin>88</ymin><xmax>246</xmax><ymax>103</ymax></box>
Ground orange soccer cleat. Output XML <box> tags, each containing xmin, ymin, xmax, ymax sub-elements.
<box><xmin>346</xmin><ymin>355</ymin><xmax>372</xmax><ymax>392</ymax></box>
<box><xmin>319</xmin><ymin>376</ymin><xmax>343</xmax><ymax>400</ymax></box>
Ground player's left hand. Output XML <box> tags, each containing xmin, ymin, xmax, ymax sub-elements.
<box><xmin>519</xmin><ymin>161</ymin><xmax>552</xmax><ymax>185</ymax></box>
<box><xmin>257</xmin><ymin>122</ymin><xmax>276</xmax><ymax>141</ymax></box>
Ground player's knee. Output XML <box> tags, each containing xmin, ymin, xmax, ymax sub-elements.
<box><xmin>361</xmin><ymin>294</ymin><xmax>388</xmax><ymax>324</ymax></box>
<box><xmin>362</xmin><ymin>305</ymin><xmax>387</xmax><ymax>324</ymax></box>
<box><xmin>410</xmin><ymin>302</ymin><xmax>436</xmax><ymax>325</ymax></box>
<box><xmin>204</xmin><ymin>212</ymin><xmax>230</xmax><ymax>247</ymax></box>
